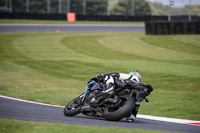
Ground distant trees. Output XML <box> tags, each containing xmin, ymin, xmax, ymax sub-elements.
<box><xmin>1</xmin><ymin>0</ymin><xmax>199</xmax><ymax>16</ymax></box>
<box><xmin>9</xmin><ymin>0</ymin><xmax>108</xmax><ymax>15</ymax></box>
<box><xmin>70</xmin><ymin>0</ymin><xmax>108</xmax><ymax>15</ymax></box>
<box><xmin>12</xmin><ymin>0</ymin><xmax>56</xmax><ymax>13</ymax></box>
<box><xmin>112</xmin><ymin>0</ymin><xmax>152</xmax><ymax>15</ymax></box>
<box><xmin>149</xmin><ymin>2</ymin><xmax>200</xmax><ymax>16</ymax></box>
<box><xmin>70</xmin><ymin>0</ymin><xmax>83</xmax><ymax>14</ymax></box>
<box><xmin>191</xmin><ymin>4</ymin><xmax>200</xmax><ymax>16</ymax></box>
<box><xmin>86</xmin><ymin>1</ymin><xmax>108</xmax><ymax>15</ymax></box>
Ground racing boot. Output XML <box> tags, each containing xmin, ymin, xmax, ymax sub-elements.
<box><xmin>126</xmin><ymin>114</ymin><xmax>136</xmax><ymax>122</ymax></box>
<box><xmin>126</xmin><ymin>103</ymin><xmax>140</xmax><ymax>122</ymax></box>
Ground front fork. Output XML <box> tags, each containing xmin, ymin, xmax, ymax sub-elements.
<box><xmin>130</xmin><ymin>89</ymin><xmax>141</xmax><ymax>117</ymax></box>
<box><xmin>132</xmin><ymin>102</ymin><xmax>141</xmax><ymax>117</ymax></box>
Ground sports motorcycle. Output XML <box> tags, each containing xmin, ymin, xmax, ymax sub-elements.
<box><xmin>63</xmin><ymin>77</ymin><xmax>153</xmax><ymax>121</ymax></box>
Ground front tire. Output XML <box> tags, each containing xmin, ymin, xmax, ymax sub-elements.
<box><xmin>63</xmin><ymin>94</ymin><xmax>83</xmax><ymax>116</ymax></box>
<box><xmin>104</xmin><ymin>95</ymin><xmax>135</xmax><ymax>121</ymax></box>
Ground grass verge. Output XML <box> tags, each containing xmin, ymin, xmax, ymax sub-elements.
<box><xmin>0</xmin><ymin>19</ymin><xmax>144</xmax><ymax>25</ymax></box>
<box><xmin>0</xmin><ymin>119</ymin><xmax>175</xmax><ymax>133</ymax></box>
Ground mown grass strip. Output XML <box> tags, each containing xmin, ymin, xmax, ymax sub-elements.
<box><xmin>0</xmin><ymin>119</ymin><xmax>174</xmax><ymax>133</ymax></box>
<box><xmin>0</xmin><ymin>19</ymin><xmax>144</xmax><ymax>25</ymax></box>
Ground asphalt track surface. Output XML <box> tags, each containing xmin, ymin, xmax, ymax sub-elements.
<box><xmin>0</xmin><ymin>24</ymin><xmax>144</xmax><ymax>32</ymax></box>
<box><xmin>0</xmin><ymin>96</ymin><xmax>200</xmax><ymax>133</ymax></box>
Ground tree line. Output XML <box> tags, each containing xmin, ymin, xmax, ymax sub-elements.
<box><xmin>0</xmin><ymin>0</ymin><xmax>199</xmax><ymax>16</ymax></box>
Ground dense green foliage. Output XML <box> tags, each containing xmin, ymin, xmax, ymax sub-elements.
<box><xmin>0</xmin><ymin>0</ymin><xmax>199</xmax><ymax>15</ymax></box>
<box><xmin>149</xmin><ymin>2</ymin><xmax>200</xmax><ymax>16</ymax></box>
<box><xmin>0</xmin><ymin>0</ymin><xmax>108</xmax><ymax>14</ymax></box>
<box><xmin>0</xmin><ymin>32</ymin><xmax>199</xmax><ymax>121</ymax></box>
<box><xmin>112</xmin><ymin>0</ymin><xmax>152</xmax><ymax>15</ymax></box>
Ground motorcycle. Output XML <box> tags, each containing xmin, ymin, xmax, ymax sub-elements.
<box><xmin>63</xmin><ymin>76</ymin><xmax>153</xmax><ymax>121</ymax></box>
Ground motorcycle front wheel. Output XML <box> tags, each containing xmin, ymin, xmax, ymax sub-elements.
<box><xmin>103</xmin><ymin>95</ymin><xmax>135</xmax><ymax>121</ymax></box>
<box><xmin>63</xmin><ymin>93</ymin><xmax>84</xmax><ymax>116</ymax></box>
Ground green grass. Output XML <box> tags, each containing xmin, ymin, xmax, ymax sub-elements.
<box><xmin>0</xmin><ymin>119</ymin><xmax>174</xmax><ymax>133</ymax></box>
<box><xmin>0</xmin><ymin>32</ymin><xmax>199</xmax><ymax>121</ymax></box>
<box><xmin>0</xmin><ymin>19</ymin><xmax>144</xmax><ymax>25</ymax></box>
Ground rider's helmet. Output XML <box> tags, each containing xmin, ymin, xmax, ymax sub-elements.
<box><xmin>129</xmin><ymin>70</ymin><xmax>142</xmax><ymax>82</ymax></box>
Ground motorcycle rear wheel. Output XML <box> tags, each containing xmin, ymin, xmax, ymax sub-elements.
<box><xmin>63</xmin><ymin>93</ymin><xmax>83</xmax><ymax>116</ymax></box>
<box><xmin>104</xmin><ymin>95</ymin><xmax>135</xmax><ymax>121</ymax></box>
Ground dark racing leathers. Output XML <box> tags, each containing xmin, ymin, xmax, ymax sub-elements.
<box><xmin>96</xmin><ymin>72</ymin><xmax>141</xmax><ymax>120</ymax></box>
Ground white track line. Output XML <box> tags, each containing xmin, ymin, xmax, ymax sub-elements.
<box><xmin>0</xmin><ymin>94</ymin><xmax>199</xmax><ymax>126</ymax></box>
<box><xmin>137</xmin><ymin>114</ymin><xmax>200</xmax><ymax>126</ymax></box>
<box><xmin>0</xmin><ymin>95</ymin><xmax>63</xmax><ymax>108</ymax></box>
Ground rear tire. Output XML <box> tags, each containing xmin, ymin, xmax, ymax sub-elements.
<box><xmin>63</xmin><ymin>94</ymin><xmax>83</xmax><ymax>116</ymax></box>
<box><xmin>104</xmin><ymin>95</ymin><xmax>135</xmax><ymax>121</ymax></box>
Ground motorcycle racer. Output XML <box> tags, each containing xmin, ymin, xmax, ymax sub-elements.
<box><xmin>95</xmin><ymin>70</ymin><xmax>143</xmax><ymax>122</ymax></box>
<box><xmin>64</xmin><ymin>70</ymin><xmax>153</xmax><ymax>122</ymax></box>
